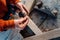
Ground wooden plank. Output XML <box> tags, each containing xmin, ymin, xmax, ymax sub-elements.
<box><xmin>22</xmin><ymin>0</ymin><xmax>36</xmax><ymax>13</ymax></box>
<box><xmin>27</xmin><ymin>17</ymin><xmax>42</xmax><ymax>35</ymax></box>
<box><xmin>24</xmin><ymin>28</ymin><xmax>60</xmax><ymax>40</ymax></box>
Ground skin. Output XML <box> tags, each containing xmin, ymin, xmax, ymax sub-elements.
<box><xmin>15</xmin><ymin>2</ymin><xmax>29</xmax><ymax>29</ymax></box>
<box><xmin>16</xmin><ymin>2</ymin><xmax>29</xmax><ymax>15</ymax></box>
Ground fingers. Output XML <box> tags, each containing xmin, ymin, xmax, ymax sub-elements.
<box><xmin>18</xmin><ymin>16</ymin><xmax>29</xmax><ymax>29</ymax></box>
<box><xmin>19</xmin><ymin>16</ymin><xmax>28</xmax><ymax>23</ymax></box>
<box><xmin>22</xmin><ymin>18</ymin><xmax>29</xmax><ymax>27</ymax></box>
<box><xmin>18</xmin><ymin>19</ymin><xmax>29</xmax><ymax>29</ymax></box>
<box><xmin>19</xmin><ymin>4</ymin><xmax>28</xmax><ymax>15</ymax></box>
<box><xmin>16</xmin><ymin>2</ymin><xmax>29</xmax><ymax>15</ymax></box>
<box><xmin>16</xmin><ymin>3</ymin><xmax>24</xmax><ymax>12</ymax></box>
<box><xmin>22</xmin><ymin>4</ymin><xmax>29</xmax><ymax>14</ymax></box>
<box><xmin>18</xmin><ymin>19</ymin><xmax>28</xmax><ymax>28</ymax></box>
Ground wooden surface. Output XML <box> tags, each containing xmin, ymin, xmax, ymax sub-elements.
<box><xmin>24</xmin><ymin>28</ymin><xmax>60</xmax><ymax>40</ymax></box>
<box><xmin>22</xmin><ymin>0</ymin><xmax>36</xmax><ymax>13</ymax></box>
<box><xmin>27</xmin><ymin>17</ymin><xmax>42</xmax><ymax>35</ymax></box>
<box><xmin>23</xmin><ymin>0</ymin><xmax>60</xmax><ymax>40</ymax></box>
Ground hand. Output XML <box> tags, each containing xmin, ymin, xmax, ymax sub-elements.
<box><xmin>16</xmin><ymin>2</ymin><xmax>29</xmax><ymax>15</ymax></box>
<box><xmin>14</xmin><ymin>16</ymin><xmax>29</xmax><ymax>30</ymax></box>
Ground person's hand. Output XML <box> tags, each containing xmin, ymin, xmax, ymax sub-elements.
<box><xmin>16</xmin><ymin>2</ymin><xmax>29</xmax><ymax>15</ymax></box>
<box><xmin>14</xmin><ymin>16</ymin><xmax>29</xmax><ymax>30</ymax></box>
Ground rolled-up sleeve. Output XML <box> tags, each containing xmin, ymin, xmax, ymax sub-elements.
<box><xmin>0</xmin><ymin>19</ymin><xmax>15</xmax><ymax>31</ymax></box>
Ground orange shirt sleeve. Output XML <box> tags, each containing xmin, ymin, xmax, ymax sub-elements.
<box><xmin>8</xmin><ymin>0</ymin><xmax>21</xmax><ymax>4</ymax></box>
<box><xmin>0</xmin><ymin>19</ymin><xmax>15</xmax><ymax>31</ymax></box>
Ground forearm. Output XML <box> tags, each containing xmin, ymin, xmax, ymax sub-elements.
<box><xmin>0</xmin><ymin>19</ymin><xmax>15</xmax><ymax>31</ymax></box>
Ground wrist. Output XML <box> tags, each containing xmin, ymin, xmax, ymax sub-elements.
<box><xmin>14</xmin><ymin>19</ymin><xmax>23</xmax><ymax>30</ymax></box>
